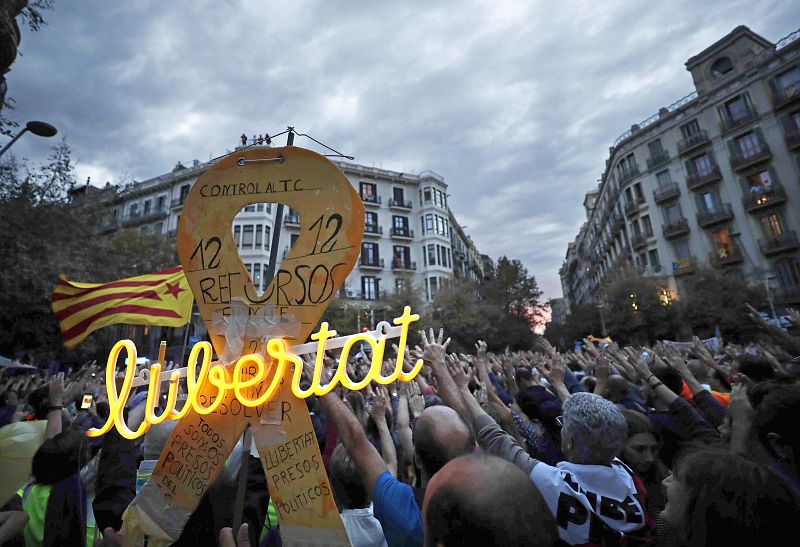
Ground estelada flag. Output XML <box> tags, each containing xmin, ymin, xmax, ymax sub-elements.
<box><xmin>51</xmin><ymin>266</ymin><xmax>193</xmax><ymax>347</ymax></box>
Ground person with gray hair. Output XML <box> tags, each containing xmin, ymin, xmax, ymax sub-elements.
<box><xmin>428</xmin><ymin>339</ymin><xmax>652</xmax><ymax>546</ymax></box>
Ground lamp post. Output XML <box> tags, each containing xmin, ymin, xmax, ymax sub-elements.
<box><xmin>0</xmin><ymin>120</ymin><xmax>57</xmax><ymax>157</ymax></box>
<box><xmin>597</xmin><ymin>302</ymin><xmax>608</xmax><ymax>337</ymax></box>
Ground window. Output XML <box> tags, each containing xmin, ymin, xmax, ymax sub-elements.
<box><xmin>422</xmin><ymin>187</ymin><xmax>433</xmax><ymax>203</ymax></box>
<box><xmin>393</xmin><ymin>215</ymin><xmax>408</xmax><ymax>232</ymax></box>
<box><xmin>429</xmin><ymin>277</ymin><xmax>439</xmax><ymax>299</ymax></box>
<box><xmin>774</xmin><ymin>258</ymin><xmax>800</xmax><ymax>289</ymax></box>
<box><xmin>263</xmin><ymin>226</ymin><xmax>271</xmax><ymax>250</ymax></box>
<box><xmin>362</xmin><ymin>277</ymin><xmax>378</xmax><ymax>300</ymax></box>
<box><xmin>633</xmin><ymin>183</ymin><xmax>644</xmax><ymax>201</ymax></box>
<box><xmin>242</xmin><ymin>225</ymin><xmax>254</xmax><ymax>248</ymax></box>
<box><xmin>710</xmin><ymin>57</ymin><xmax>733</xmax><ymax>78</ymax></box>
<box><xmin>256</xmin><ymin>203</ymin><xmax>264</xmax><ymax>212</ymax></box>
<box><xmin>631</xmin><ymin>220</ymin><xmax>641</xmax><ymax>236</ymax></box>
<box><xmin>699</xmin><ymin>190</ymin><xmax>719</xmax><ymax>212</ymax></box>
<box><xmin>361</xmin><ymin>242</ymin><xmax>379</xmax><ymax>264</ymax></box>
<box><xmin>244</xmin><ymin>205</ymin><xmax>255</xmax><ymax>212</ymax></box>
<box><xmin>394</xmin><ymin>245</ymin><xmax>410</xmax><ymax>267</ymax></box>
<box><xmin>760</xmin><ymin>214</ymin><xmax>784</xmax><ymax>237</ymax></box>
<box><xmin>447</xmin><ymin>248</ymin><xmax>451</xmax><ymax>268</ymax></box>
<box><xmin>775</xmin><ymin>66</ymin><xmax>800</xmax><ymax>93</ymax></box>
<box><xmin>712</xmin><ymin>228</ymin><xmax>734</xmax><ymax>258</ymax></box>
<box><xmin>720</xmin><ymin>94</ymin><xmax>751</xmax><ymax>122</ymax></box>
<box><xmin>673</xmin><ymin>238</ymin><xmax>691</xmax><ymax>259</ymax></box>
<box><xmin>656</xmin><ymin>170</ymin><xmax>672</xmax><ymax>188</ymax></box>
<box><xmin>648</xmin><ymin>249</ymin><xmax>661</xmax><ymax>271</ymax></box>
<box><xmin>360</xmin><ymin>182</ymin><xmax>377</xmax><ymax>201</ymax></box>
<box><xmin>734</xmin><ymin>131</ymin><xmax>760</xmax><ymax>156</ymax></box>
<box><xmin>393</xmin><ymin>187</ymin><xmax>404</xmax><ymax>202</ymax></box>
<box><xmin>156</xmin><ymin>196</ymin><xmax>165</xmax><ymax>211</ymax></box>
<box><xmin>253</xmin><ymin>263</ymin><xmax>262</xmax><ymax>291</ymax></box>
<box><xmin>233</xmin><ymin>225</ymin><xmax>241</xmax><ymax>247</ymax></box>
<box><xmin>179</xmin><ymin>184</ymin><xmax>190</xmax><ymax>204</ymax></box>
<box><xmin>365</xmin><ymin>212</ymin><xmax>378</xmax><ymax>230</ymax></box>
<box><xmin>434</xmin><ymin>189</ymin><xmax>446</xmax><ymax>208</ymax></box>
<box><xmin>427</xmin><ymin>244</ymin><xmax>436</xmax><ymax>266</ymax></box>
<box><xmin>648</xmin><ymin>139</ymin><xmax>664</xmax><ymax>156</ymax></box>
<box><xmin>642</xmin><ymin>215</ymin><xmax>653</xmax><ymax>235</ymax></box>
<box><xmin>637</xmin><ymin>253</ymin><xmax>648</xmax><ymax>268</ymax></box>
<box><xmin>425</xmin><ymin>214</ymin><xmax>434</xmax><ymax>234</ymax></box>
<box><xmin>129</xmin><ymin>203</ymin><xmax>138</xmax><ymax>216</ymax></box>
<box><xmin>688</xmin><ymin>153</ymin><xmax>713</xmax><ymax>175</ymax></box>
<box><xmin>680</xmin><ymin>119</ymin><xmax>701</xmax><ymax>139</ymax></box>
<box><xmin>745</xmin><ymin>170</ymin><xmax>774</xmax><ymax>196</ymax></box>
<box><xmin>396</xmin><ymin>278</ymin><xmax>408</xmax><ymax>293</ymax></box>
<box><xmin>255</xmin><ymin>224</ymin><xmax>263</xmax><ymax>249</ymax></box>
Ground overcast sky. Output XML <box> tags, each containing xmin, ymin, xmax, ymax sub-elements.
<box><xmin>7</xmin><ymin>0</ymin><xmax>800</xmax><ymax>299</ymax></box>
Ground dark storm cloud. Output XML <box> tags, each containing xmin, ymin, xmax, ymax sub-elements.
<box><xmin>7</xmin><ymin>0</ymin><xmax>800</xmax><ymax>298</ymax></box>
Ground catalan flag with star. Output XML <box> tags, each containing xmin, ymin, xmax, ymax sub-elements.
<box><xmin>51</xmin><ymin>266</ymin><xmax>193</xmax><ymax>348</ymax></box>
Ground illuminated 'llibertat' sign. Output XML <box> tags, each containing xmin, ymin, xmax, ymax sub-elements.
<box><xmin>87</xmin><ymin>306</ymin><xmax>422</xmax><ymax>440</ymax></box>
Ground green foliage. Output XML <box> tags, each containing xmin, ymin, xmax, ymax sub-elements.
<box><xmin>0</xmin><ymin>142</ymin><xmax>176</xmax><ymax>362</ymax></box>
<box><xmin>677</xmin><ymin>268</ymin><xmax>767</xmax><ymax>342</ymax></box>
<box><xmin>427</xmin><ymin>256</ymin><xmax>543</xmax><ymax>352</ymax></box>
<box><xmin>547</xmin><ymin>268</ymin><xmax>771</xmax><ymax>347</ymax></box>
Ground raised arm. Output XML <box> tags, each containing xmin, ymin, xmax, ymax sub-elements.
<box><xmin>422</xmin><ymin>328</ymin><xmax>469</xmax><ymax>418</ymax></box>
<box><xmin>368</xmin><ymin>386</ymin><xmax>397</xmax><ymax>478</ymax></box>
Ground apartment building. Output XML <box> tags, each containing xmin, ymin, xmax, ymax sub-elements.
<box><xmin>560</xmin><ymin>25</ymin><xmax>800</xmax><ymax>309</ymax></box>
<box><xmin>71</xmin><ymin>152</ymin><xmax>482</xmax><ymax>309</ymax></box>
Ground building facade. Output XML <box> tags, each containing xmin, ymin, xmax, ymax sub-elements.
<box><xmin>560</xmin><ymin>25</ymin><xmax>800</xmax><ymax>310</ymax></box>
<box><xmin>73</xmin><ymin>153</ymin><xmax>483</xmax><ymax>313</ymax></box>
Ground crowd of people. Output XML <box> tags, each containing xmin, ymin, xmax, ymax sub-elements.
<box><xmin>0</xmin><ymin>306</ymin><xmax>799</xmax><ymax>546</ymax></box>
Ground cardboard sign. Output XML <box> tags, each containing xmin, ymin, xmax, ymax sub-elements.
<box><xmin>122</xmin><ymin>147</ymin><xmax>362</xmax><ymax>545</ymax></box>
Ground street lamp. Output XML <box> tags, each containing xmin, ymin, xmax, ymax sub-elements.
<box><xmin>0</xmin><ymin>120</ymin><xmax>58</xmax><ymax>157</ymax></box>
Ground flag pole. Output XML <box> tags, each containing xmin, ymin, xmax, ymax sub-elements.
<box><xmin>231</xmin><ymin>126</ymin><xmax>294</xmax><ymax>536</ymax></box>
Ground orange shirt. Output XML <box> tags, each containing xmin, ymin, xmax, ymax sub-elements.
<box><xmin>681</xmin><ymin>381</ymin><xmax>730</xmax><ymax>406</ymax></box>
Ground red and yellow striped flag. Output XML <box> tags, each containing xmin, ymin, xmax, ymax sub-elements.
<box><xmin>51</xmin><ymin>266</ymin><xmax>193</xmax><ymax>348</ymax></box>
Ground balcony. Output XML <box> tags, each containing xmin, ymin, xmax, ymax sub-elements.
<box><xmin>613</xmin><ymin>212</ymin><xmax>625</xmax><ymax>231</ymax></box>
<box><xmin>122</xmin><ymin>208</ymin><xmax>168</xmax><ymax>226</ymax></box>
<box><xmin>99</xmin><ymin>218</ymin><xmax>119</xmax><ymax>233</ymax></box>
<box><xmin>759</xmin><ymin>231</ymin><xmax>799</xmax><ymax>256</ymax></box>
<box><xmin>771</xmin><ymin>84</ymin><xmax>800</xmax><ymax>111</ymax></box>
<box><xmin>283</xmin><ymin>213</ymin><xmax>301</xmax><ymax>227</ymax></box>
<box><xmin>646</xmin><ymin>151</ymin><xmax>670</xmax><ymax>170</ymax></box>
<box><xmin>677</xmin><ymin>131</ymin><xmax>710</xmax><ymax>156</ymax></box>
<box><xmin>730</xmin><ymin>143</ymin><xmax>772</xmax><ymax>172</ymax></box>
<box><xmin>390</xmin><ymin>227</ymin><xmax>415</xmax><ymax>239</ymax></box>
<box><xmin>720</xmin><ymin>105</ymin><xmax>758</xmax><ymax>135</ymax></box>
<box><xmin>709</xmin><ymin>247</ymin><xmax>744</xmax><ymax>268</ymax></box>
<box><xmin>631</xmin><ymin>231</ymin><xmax>652</xmax><ymax>250</ymax></box>
<box><xmin>662</xmin><ymin>218</ymin><xmax>690</xmax><ymax>239</ymax></box>
<box><xmin>171</xmin><ymin>198</ymin><xmax>185</xmax><ymax>209</ymax></box>
<box><xmin>364</xmin><ymin>224</ymin><xmax>384</xmax><ymax>237</ymax></box>
<box><xmin>359</xmin><ymin>257</ymin><xmax>384</xmax><ymax>270</ymax></box>
<box><xmin>618</xmin><ymin>165</ymin><xmax>641</xmax><ymax>187</ymax></box>
<box><xmin>388</xmin><ymin>198</ymin><xmax>412</xmax><ymax>210</ymax></box>
<box><xmin>742</xmin><ymin>183</ymin><xmax>787</xmax><ymax>214</ymax></box>
<box><xmin>686</xmin><ymin>165</ymin><xmax>722</xmax><ymax>191</ymax></box>
<box><xmin>653</xmin><ymin>182</ymin><xmax>680</xmax><ymax>204</ymax></box>
<box><xmin>696</xmin><ymin>204</ymin><xmax>734</xmax><ymax>228</ymax></box>
<box><xmin>392</xmin><ymin>259</ymin><xmax>417</xmax><ymax>271</ymax></box>
<box><xmin>671</xmin><ymin>257</ymin><xmax>697</xmax><ymax>276</ymax></box>
<box><xmin>361</xmin><ymin>194</ymin><xmax>382</xmax><ymax>207</ymax></box>
<box><xmin>624</xmin><ymin>200</ymin><xmax>639</xmax><ymax>217</ymax></box>
<box><xmin>785</xmin><ymin>127</ymin><xmax>800</xmax><ymax>151</ymax></box>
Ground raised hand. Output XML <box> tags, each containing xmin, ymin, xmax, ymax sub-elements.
<box><xmin>624</xmin><ymin>347</ymin><xmax>652</xmax><ymax>380</ymax></box>
<box><xmin>368</xmin><ymin>386</ymin><xmax>388</xmax><ymax>422</ymax></box>
<box><xmin>475</xmin><ymin>340</ymin><xmax>488</xmax><ymax>360</ymax></box>
<box><xmin>595</xmin><ymin>353</ymin><xmax>610</xmax><ymax>382</ymax></box>
<box><xmin>445</xmin><ymin>354</ymin><xmax>469</xmax><ymax>389</ymax></box>
<box><xmin>407</xmin><ymin>381</ymin><xmax>425</xmax><ymax>419</ymax></box>
<box><xmin>49</xmin><ymin>372</ymin><xmax>65</xmax><ymax>406</ymax></box>
<box><xmin>421</xmin><ymin>328</ymin><xmax>451</xmax><ymax>365</ymax></box>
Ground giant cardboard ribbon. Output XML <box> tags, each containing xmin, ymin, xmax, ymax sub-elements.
<box><xmin>121</xmin><ymin>147</ymin><xmax>361</xmax><ymax>545</ymax></box>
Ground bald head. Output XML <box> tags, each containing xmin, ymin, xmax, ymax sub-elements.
<box><xmin>423</xmin><ymin>454</ymin><xmax>557</xmax><ymax>546</ymax></box>
<box><xmin>413</xmin><ymin>406</ymin><xmax>475</xmax><ymax>482</ymax></box>
<box><xmin>604</xmin><ymin>375</ymin><xmax>629</xmax><ymax>402</ymax></box>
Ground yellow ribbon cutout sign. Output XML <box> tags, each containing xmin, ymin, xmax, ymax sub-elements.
<box><xmin>108</xmin><ymin>146</ymin><xmax>420</xmax><ymax>546</ymax></box>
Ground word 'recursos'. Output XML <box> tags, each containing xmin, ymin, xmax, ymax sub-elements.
<box><xmin>87</xmin><ymin>307</ymin><xmax>422</xmax><ymax>440</ymax></box>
